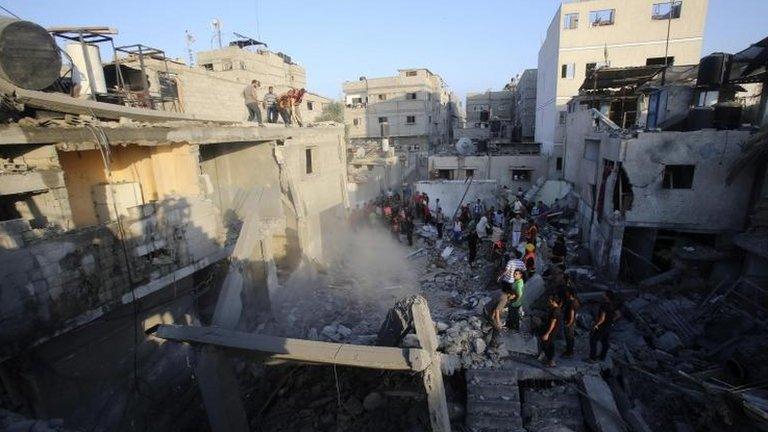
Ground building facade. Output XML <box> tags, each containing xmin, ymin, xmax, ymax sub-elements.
<box><xmin>343</xmin><ymin>68</ymin><xmax>458</xmax><ymax>167</ymax></box>
<box><xmin>511</xmin><ymin>69</ymin><xmax>538</xmax><ymax>142</ymax></box>
<box><xmin>536</xmin><ymin>0</ymin><xmax>708</xmax><ymax>171</ymax></box>
<box><xmin>464</xmin><ymin>90</ymin><xmax>515</xmax><ymax>141</ymax></box>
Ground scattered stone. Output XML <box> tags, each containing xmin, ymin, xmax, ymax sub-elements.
<box><xmin>655</xmin><ymin>331</ymin><xmax>683</xmax><ymax>353</ymax></box>
<box><xmin>473</xmin><ymin>338</ymin><xmax>487</xmax><ymax>354</ymax></box>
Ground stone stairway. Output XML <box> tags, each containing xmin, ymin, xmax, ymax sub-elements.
<box><xmin>465</xmin><ymin>369</ymin><xmax>526</xmax><ymax>432</ymax></box>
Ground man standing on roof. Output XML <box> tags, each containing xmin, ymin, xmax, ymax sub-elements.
<box><xmin>292</xmin><ymin>88</ymin><xmax>307</xmax><ymax>127</ymax></box>
<box><xmin>498</xmin><ymin>260</ymin><xmax>525</xmax><ymax>331</ymax></box>
<box><xmin>264</xmin><ymin>86</ymin><xmax>278</xmax><ymax>123</ymax></box>
<box><xmin>243</xmin><ymin>80</ymin><xmax>264</xmax><ymax>126</ymax></box>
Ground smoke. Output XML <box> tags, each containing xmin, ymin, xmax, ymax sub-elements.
<box><xmin>268</xmin><ymin>223</ymin><xmax>419</xmax><ymax>341</ymax></box>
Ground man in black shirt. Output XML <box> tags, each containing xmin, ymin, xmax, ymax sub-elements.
<box><xmin>541</xmin><ymin>294</ymin><xmax>563</xmax><ymax>367</ymax></box>
<box><xmin>589</xmin><ymin>291</ymin><xmax>621</xmax><ymax>362</ymax></box>
<box><xmin>561</xmin><ymin>286</ymin><xmax>579</xmax><ymax>358</ymax></box>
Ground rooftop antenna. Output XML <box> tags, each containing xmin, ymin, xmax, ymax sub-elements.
<box><xmin>211</xmin><ymin>18</ymin><xmax>222</xmax><ymax>49</ymax></box>
<box><xmin>185</xmin><ymin>30</ymin><xmax>196</xmax><ymax>67</ymax></box>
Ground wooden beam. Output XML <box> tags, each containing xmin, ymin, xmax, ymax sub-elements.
<box><xmin>152</xmin><ymin>324</ymin><xmax>431</xmax><ymax>372</ymax></box>
<box><xmin>412</xmin><ymin>298</ymin><xmax>452</xmax><ymax>432</ymax></box>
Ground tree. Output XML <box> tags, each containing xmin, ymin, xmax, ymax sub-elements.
<box><xmin>316</xmin><ymin>101</ymin><xmax>344</xmax><ymax>123</ymax></box>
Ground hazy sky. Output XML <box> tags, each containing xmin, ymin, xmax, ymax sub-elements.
<box><xmin>3</xmin><ymin>0</ymin><xmax>767</xmax><ymax>101</ymax></box>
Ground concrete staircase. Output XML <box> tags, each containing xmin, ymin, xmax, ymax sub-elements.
<box><xmin>465</xmin><ymin>369</ymin><xmax>525</xmax><ymax>432</ymax></box>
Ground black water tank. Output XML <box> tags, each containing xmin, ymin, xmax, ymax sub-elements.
<box><xmin>688</xmin><ymin>107</ymin><xmax>714</xmax><ymax>130</ymax></box>
<box><xmin>697</xmin><ymin>53</ymin><xmax>732</xmax><ymax>88</ymax></box>
<box><xmin>713</xmin><ymin>104</ymin><xmax>742</xmax><ymax>130</ymax></box>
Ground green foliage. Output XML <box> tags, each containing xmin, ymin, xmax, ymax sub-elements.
<box><xmin>316</xmin><ymin>101</ymin><xmax>344</xmax><ymax>123</ymax></box>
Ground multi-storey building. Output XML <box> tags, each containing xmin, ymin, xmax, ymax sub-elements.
<box><xmin>511</xmin><ymin>69</ymin><xmax>538</xmax><ymax>142</ymax></box>
<box><xmin>464</xmin><ymin>90</ymin><xmax>515</xmax><ymax>141</ymax></box>
<box><xmin>343</xmin><ymin>68</ymin><xmax>458</xmax><ymax>170</ymax></box>
<box><xmin>536</xmin><ymin>0</ymin><xmax>708</xmax><ymax>174</ymax></box>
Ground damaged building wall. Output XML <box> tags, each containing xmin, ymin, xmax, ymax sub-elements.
<box><xmin>428</xmin><ymin>154</ymin><xmax>547</xmax><ymax>191</ymax></box>
<box><xmin>0</xmin><ymin>134</ymin><xmax>227</xmax><ymax>360</ymax></box>
<box><xmin>564</xmin><ymin>108</ymin><xmax>756</xmax><ymax>278</ymax></box>
<box><xmin>199</xmin><ymin>126</ymin><xmax>348</xmax><ymax>265</ymax></box>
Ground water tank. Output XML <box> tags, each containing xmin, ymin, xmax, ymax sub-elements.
<box><xmin>65</xmin><ymin>42</ymin><xmax>107</xmax><ymax>97</ymax></box>
<box><xmin>456</xmin><ymin>137</ymin><xmax>474</xmax><ymax>155</ymax></box>
<box><xmin>713</xmin><ymin>104</ymin><xmax>742</xmax><ymax>130</ymax></box>
<box><xmin>0</xmin><ymin>17</ymin><xmax>62</xmax><ymax>90</ymax></box>
<box><xmin>697</xmin><ymin>53</ymin><xmax>732</xmax><ymax>88</ymax></box>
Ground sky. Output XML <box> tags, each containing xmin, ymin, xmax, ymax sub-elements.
<box><xmin>3</xmin><ymin>0</ymin><xmax>767</xmax><ymax>101</ymax></box>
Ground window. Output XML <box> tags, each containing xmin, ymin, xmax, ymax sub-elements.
<box><xmin>564</xmin><ymin>13</ymin><xmax>579</xmax><ymax>29</ymax></box>
<box><xmin>561</xmin><ymin>63</ymin><xmax>575</xmax><ymax>79</ymax></box>
<box><xmin>583</xmin><ymin>139</ymin><xmax>600</xmax><ymax>161</ymax></box>
<box><xmin>589</xmin><ymin>9</ymin><xmax>615</xmax><ymax>26</ymax></box>
<box><xmin>652</xmin><ymin>1</ymin><xmax>682</xmax><ymax>20</ymax></box>
<box><xmin>437</xmin><ymin>169</ymin><xmax>453</xmax><ymax>180</ymax></box>
<box><xmin>428</xmin><ymin>115</ymin><xmax>432</xmax><ymax>123</ymax></box>
<box><xmin>466</xmin><ymin>169</ymin><xmax>475</xmax><ymax>178</ymax></box>
<box><xmin>201</xmin><ymin>63</ymin><xmax>213</xmax><ymax>71</ymax></box>
<box><xmin>646</xmin><ymin>56</ymin><xmax>675</xmax><ymax>66</ymax></box>
<box><xmin>511</xmin><ymin>169</ymin><xmax>532</xmax><ymax>182</ymax></box>
<box><xmin>351</xmin><ymin>97</ymin><xmax>363</xmax><ymax>105</ymax></box>
<box><xmin>378</xmin><ymin>117</ymin><xmax>388</xmax><ymax>123</ymax></box>
<box><xmin>662</xmin><ymin>165</ymin><xmax>695</xmax><ymax>189</ymax></box>
<box><xmin>406</xmin><ymin>115</ymin><xmax>416</xmax><ymax>124</ymax></box>
<box><xmin>406</xmin><ymin>92</ymin><xmax>417</xmax><ymax>100</ymax></box>
<box><xmin>556</xmin><ymin>157</ymin><xmax>563</xmax><ymax>171</ymax></box>
<box><xmin>306</xmin><ymin>101</ymin><xmax>314</xmax><ymax>111</ymax></box>
<box><xmin>405</xmin><ymin>71</ymin><xmax>418</xmax><ymax>77</ymax></box>
<box><xmin>378</xmin><ymin>94</ymin><xmax>387</xmax><ymax>101</ymax></box>
<box><xmin>353</xmin><ymin>118</ymin><xmax>360</xmax><ymax>126</ymax></box>
<box><xmin>558</xmin><ymin>111</ymin><xmax>567</xmax><ymax>125</ymax></box>
<box><xmin>305</xmin><ymin>148</ymin><xmax>314</xmax><ymax>174</ymax></box>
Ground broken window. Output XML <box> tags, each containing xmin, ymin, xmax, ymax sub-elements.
<box><xmin>405</xmin><ymin>71</ymin><xmax>418</xmax><ymax>77</ymax></box>
<box><xmin>406</xmin><ymin>92</ymin><xmax>417</xmax><ymax>100</ymax></box>
<box><xmin>378</xmin><ymin>117</ymin><xmax>388</xmax><ymax>123</ymax></box>
<box><xmin>437</xmin><ymin>169</ymin><xmax>453</xmax><ymax>180</ymax></box>
<box><xmin>646</xmin><ymin>56</ymin><xmax>675</xmax><ymax>66</ymax></box>
<box><xmin>305</xmin><ymin>148</ymin><xmax>314</xmax><ymax>174</ymax></box>
<box><xmin>306</xmin><ymin>101</ymin><xmax>314</xmax><ymax>111</ymax></box>
<box><xmin>157</xmin><ymin>72</ymin><xmax>179</xmax><ymax>98</ymax></box>
<box><xmin>406</xmin><ymin>115</ymin><xmax>416</xmax><ymax>124</ymax></box>
<box><xmin>589</xmin><ymin>9</ymin><xmax>615</xmax><ymax>26</ymax></box>
<box><xmin>511</xmin><ymin>169</ymin><xmax>532</xmax><ymax>182</ymax></box>
<box><xmin>201</xmin><ymin>63</ymin><xmax>213</xmax><ymax>71</ymax></box>
<box><xmin>564</xmin><ymin>13</ymin><xmax>579</xmax><ymax>29</ymax></box>
<box><xmin>613</xmin><ymin>164</ymin><xmax>634</xmax><ymax>214</ymax></box>
<box><xmin>662</xmin><ymin>164</ymin><xmax>695</xmax><ymax>189</ymax></box>
<box><xmin>378</xmin><ymin>94</ymin><xmax>387</xmax><ymax>101</ymax></box>
<box><xmin>652</xmin><ymin>1</ymin><xmax>682</xmax><ymax>20</ymax></box>
<box><xmin>561</xmin><ymin>63</ymin><xmax>575</xmax><ymax>79</ymax></box>
<box><xmin>465</xmin><ymin>169</ymin><xmax>475</xmax><ymax>178</ymax></box>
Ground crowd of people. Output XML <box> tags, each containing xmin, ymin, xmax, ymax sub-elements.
<box><xmin>243</xmin><ymin>80</ymin><xmax>307</xmax><ymax>127</ymax></box>
<box><xmin>349</xmin><ymin>187</ymin><xmax>623</xmax><ymax>368</ymax></box>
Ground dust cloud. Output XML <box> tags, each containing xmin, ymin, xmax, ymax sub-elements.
<box><xmin>267</xmin><ymin>223</ymin><xmax>419</xmax><ymax>342</ymax></box>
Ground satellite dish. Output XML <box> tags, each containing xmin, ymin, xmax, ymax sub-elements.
<box><xmin>456</xmin><ymin>137</ymin><xmax>474</xmax><ymax>155</ymax></box>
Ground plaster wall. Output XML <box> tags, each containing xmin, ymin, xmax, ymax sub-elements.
<box><xmin>414</xmin><ymin>180</ymin><xmax>499</xmax><ymax>219</ymax></box>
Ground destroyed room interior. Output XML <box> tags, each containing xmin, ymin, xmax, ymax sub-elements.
<box><xmin>1</xmin><ymin>1</ymin><xmax>768</xmax><ymax>431</ymax></box>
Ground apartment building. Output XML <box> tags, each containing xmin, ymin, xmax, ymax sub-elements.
<box><xmin>343</xmin><ymin>68</ymin><xmax>458</xmax><ymax>160</ymax></box>
<box><xmin>536</xmin><ymin>0</ymin><xmax>708</xmax><ymax>172</ymax></box>
<box><xmin>512</xmin><ymin>69</ymin><xmax>538</xmax><ymax>142</ymax></box>
<box><xmin>464</xmin><ymin>90</ymin><xmax>514</xmax><ymax>140</ymax></box>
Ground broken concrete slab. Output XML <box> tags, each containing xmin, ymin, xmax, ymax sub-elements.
<box><xmin>581</xmin><ymin>375</ymin><xmax>627</xmax><ymax>432</ymax></box>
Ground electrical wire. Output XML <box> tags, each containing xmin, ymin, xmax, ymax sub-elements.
<box><xmin>0</xmin><ymin>3</ymin><xmax>21</xmax><ymax>19</ymax></box>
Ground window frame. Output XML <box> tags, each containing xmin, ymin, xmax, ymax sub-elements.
<box><xmin>652</xmin><ymin>1</ymin><xmax>682</xmax><ymax>20</ymax></box>
<box><xmin>378</xmin><ymin>116</ymin><xmax>388</xmax><ymax>124</ymax></box>
<box><xmin>406</xmin><ymin>115</ymin><xmax>416</xmax><ymax>124</ymax></box>
<box><xmin>662</xmin><ymin>164</ymin><xmax>695</xmax><ymax>189</ymax></box>
<box><xmin>561</xmin><ymin>63</ymin><xmax>576</xmax><ymax>79</ymax></box>
<box><xmin>589</xmin><ymin>9</ymin><xmax>615</xmax><ymax>26</ymax></box>
<box><xmin>564</xmin><ymin>12</ymin><xmax>579</xmax><ymax>29</ymax></box>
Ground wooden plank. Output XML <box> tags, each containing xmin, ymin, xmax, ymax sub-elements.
<box><xmin>153</xmin><ymin>324</ymin><xmax>431</xmax><ymax>372</ymax></box>
<box><xmin>412</xmin><ymin>298</ymin><xmax>452</xmax><ymax>432</ymax></box>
